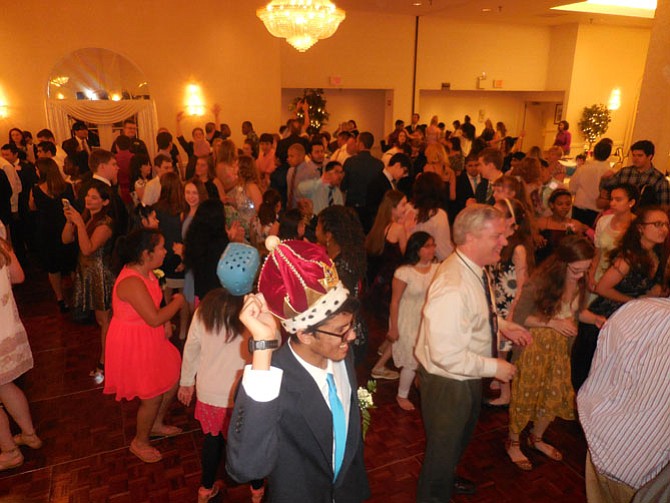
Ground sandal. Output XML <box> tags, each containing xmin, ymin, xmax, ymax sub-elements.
<box><xmin>505</xmin><ymin>438</ymin><xmax>532</xmax><ymax>471</ymax></box>
<box><xmin>528</xmin><ymin>433</ymin><xmax>563</xmax><ymax>461</ymax></box>
<box><xmin>129</xmin><ymin>439</ymin><xmax>162</xmax><ymax>463</ymax></box>
<box><xmin>149</xmin><ymin>425</ymin><xmax>183</xmax><ymax>438</ymax></box>
<box><xmin>0</xmin><ymin>447</ymin><xmax>24</xmax><ymax>471</ymax></box>
<box><xmin>197</xmin><ymin>480</ymin><xmax>223</xmax><ymax>503</ymax></box>
<box><xmin>396</xmin><ymin>396</ymin><xmax>415</xmax><ymax>411</ymax></box>
<box><xmin>371</xmin><ymin>367</ymin><xmax>399</xmax><ymax>380</ymax></box>
<box><xmin>13</xmin><ymin>431</ymin><xmax>43</xmax><ymax>449</ymax></box>
<box><xmin>89</xmin><ymin>363</ymin><xmax>105</xmax><ymax>384</ymax></box>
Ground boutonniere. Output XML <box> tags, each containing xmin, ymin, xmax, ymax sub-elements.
<box><xmin>357</xmin><ymin>380</ymin><xmax>377</xmax><ymax>440</ymax></box>
<box><xmin>152</xmin><ymin>269</ymin><xmax>166</xmax><ymax>289</ymax></box>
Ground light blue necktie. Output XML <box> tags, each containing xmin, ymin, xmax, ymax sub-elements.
<box><xmin>326</xmin><ymin>372</ymin><xmax>346</xmax><ymax>480</ymax></box>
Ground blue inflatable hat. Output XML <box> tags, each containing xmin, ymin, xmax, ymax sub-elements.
<box><xmin>216</xmin><ymin>243</ymin><xmax>260</xmax><ymax>296</ymax></box>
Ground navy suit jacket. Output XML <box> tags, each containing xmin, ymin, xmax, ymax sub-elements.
<box><xmin>226</xmin><ymin>344</ymin><xmax>370</xmax><ymax>503</ymax></box>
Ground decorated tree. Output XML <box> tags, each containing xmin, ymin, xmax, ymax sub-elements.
<box><xmin>290</xmin><ymin>88</ymin><xmax>329</xmax><ymax>133</ymax></box>
<box><xmin>578</xmin><ymin>104</ymin><xmax>612</xmax><ymax>149</ymax></box>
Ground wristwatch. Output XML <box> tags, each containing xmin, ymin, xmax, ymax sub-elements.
<box><xmin>248</xmin><ymin>338</ymin><xmax>279</xmax><ymax>353</ymax></box>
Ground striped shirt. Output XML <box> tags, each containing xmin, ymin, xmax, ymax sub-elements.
<box><xmin>577</xmin><ymin>298</ymin><xmax>670</xmax><ymax>489</ymax></box>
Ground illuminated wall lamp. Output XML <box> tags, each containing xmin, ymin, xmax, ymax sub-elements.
<box><xmin>608</xmin><ymin>88</ymin><xmax>621</xmax><ymax>111</ymax></box>
<box><xmin>0</xmin><ymin>88</ymin><xmax>8</xmax><ymax>118</ymax></box>
<box><xmin>185</xmin><ymin>84</ymin><xmax>205</xmax><ymax>116</ymax></box>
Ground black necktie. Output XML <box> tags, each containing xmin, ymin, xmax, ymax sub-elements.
<box><xmin>328</xmin><ymin>186</ymin><xmax>334</xmax><ymax>206</ymax></box>
<box><xmin>481</xmin><ymin>269</ymin><xmax>498</xmax><ymax>357</ymax></box>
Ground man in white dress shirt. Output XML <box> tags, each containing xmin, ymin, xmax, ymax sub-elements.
<box><xmin>141</xmin><ymin>154</ymin><xmax>174</xmax><ymax>207</ymax></box>
<box><xmin>415</xmin><ymin>205</ymin><xmax>531</xmax><ymax>502</ymax></box>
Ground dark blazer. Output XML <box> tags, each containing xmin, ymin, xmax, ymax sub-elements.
<box><xmin>341</xmin><ymin>151</ymin><xmax>383</xmax><ymax>208</ymax></box>
<box><xmin>365</xmin><ymin>171</ymin><xmax>393</xmax><ymax>228</ymax></box>
<box><xmin>452</xmin><ymin>171</ymin><xmax>480</xmax><ymax>218</ymax></box>
<box><xmin>226</xmin><ymin>344</ymin><xmax>370</xmax><ymax>503</ymax></box>
<box><xmin>474</xmin><ymin>178</ymin><xmax>492</xmax><ymax>206</ymax></box>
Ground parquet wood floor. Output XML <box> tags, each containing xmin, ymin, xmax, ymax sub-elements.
<box><xmin>0</xmin><ymin>258</ymin><xmax>588</xmax><ymax>502</ymax></box>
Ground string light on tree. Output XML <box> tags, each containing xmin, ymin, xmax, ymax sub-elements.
<box><xmin>290</xmin><ymin>88</ymin><xmax>329</xmax><ymax>132</ymax></box>
<box><xmin>578</xmin><ymin>103</ymin><xmax>611</xmax><ymax>149</ymax></box>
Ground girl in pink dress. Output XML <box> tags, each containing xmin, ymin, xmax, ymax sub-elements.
<box><xmin>103</xmin><ymin>228</ymin><xmax>185</xmax><ymax>463</ymax></box>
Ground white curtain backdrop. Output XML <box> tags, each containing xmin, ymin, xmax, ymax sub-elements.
<box><xmin>44</xmin><ymin>99</ymin><xmax>158</xmax><ymax>158</ymax></box>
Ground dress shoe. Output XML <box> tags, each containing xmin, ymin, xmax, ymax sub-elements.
<box><xmin>453</xmin><ymin>476</ymin><xmax>476</xmax><ymax>495</ymax></box>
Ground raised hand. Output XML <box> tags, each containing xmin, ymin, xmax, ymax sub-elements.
<box><xmin>239</xmin><ymin>293</ymin><xmax>277</xmax><ymax>342</ymax></box>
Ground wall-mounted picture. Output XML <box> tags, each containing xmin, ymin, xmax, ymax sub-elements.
<box><xmin>554</xmin><ymin>104</ymin><xmax>564</xmax><ymax>124</ymax></box>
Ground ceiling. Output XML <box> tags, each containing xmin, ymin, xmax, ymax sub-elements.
<box><xmin>334</xmin><ymin>0</ymin><xmax>654</xmax><ymax>28</ymax></box>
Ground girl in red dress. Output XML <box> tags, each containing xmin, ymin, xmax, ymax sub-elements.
<box><xmin>103</xmin><ymin>228</ymin><xmax>184</xmax><ymax>463</ymax></box>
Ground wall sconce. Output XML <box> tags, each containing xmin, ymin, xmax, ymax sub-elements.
<box><xmin>0</xmin><ymin>87</ymin><xmax>8</xmax><ymax>118</ymax></box>
<box><xmin>110</xmin><ymin>93</ymin><xmax>122</xmax><ymax>102</ymax></box>
<box><xmin>185</xmin><ymin>83</ymin><xmax>205</xmax><ymax>116</ymax></box>
<box><xmin>608</xmin><ymin>88</ymin><xmax>621</xmax><ymax>111</ymax></box>
<box><xmin>476</xmin><ymin>72</ymin><xmax>487</xmax><ymax>90</ymax></box>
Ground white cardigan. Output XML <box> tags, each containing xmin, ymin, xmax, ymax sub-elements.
<box><xmin>180</xmin><ymin>311</ymin><xmax>250</xmax><ymax>408</ymax></box>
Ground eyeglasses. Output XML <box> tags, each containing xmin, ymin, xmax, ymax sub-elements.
<box><xmin>640</xmin><ymin>221</ymin><xmax>670</xmax><ymax>229</ymax></box>
<box><xmin>315</xmin><ymin>321</ymin><xmax>355</xmax><ymax>342</ymax></box>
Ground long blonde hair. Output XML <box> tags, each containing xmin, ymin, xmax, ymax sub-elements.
<box><xmin>365</xmin><ymin>190</ymin><xmax>405</xmax><ymax>256</ymax></box>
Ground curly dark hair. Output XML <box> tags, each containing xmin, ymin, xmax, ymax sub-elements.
<box><xmin>318</xmin><ymin>205</ymin><xmax>367</xmax><ymax>284</ymax></box>
<box><xmin>529</xmin><ymin>235</ymin><xmax>594</xmax><ymax>318</ymax></box>
<box><xmin>608</xmin><ymin>206</ymin><xmax>667</xmax><ymax>279</ymax></box>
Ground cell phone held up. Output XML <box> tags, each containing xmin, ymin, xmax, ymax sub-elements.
<box><xmin>62</xmin><ymin>198</ymin><xmax>71</xmax><ymax>209</ymax></box>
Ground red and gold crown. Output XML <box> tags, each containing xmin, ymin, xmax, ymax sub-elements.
<box><xmin>258</xmin><ymin>238</ymin><xmax>349</xmax><ymax>333</ymax></box>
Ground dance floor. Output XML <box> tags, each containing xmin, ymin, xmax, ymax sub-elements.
<box><xmin>0</xmin><ymin>257</ymin><xmax>588</xmax><ymax>502</ymax></box>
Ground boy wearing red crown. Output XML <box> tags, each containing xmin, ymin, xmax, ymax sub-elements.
<box><xmin>226</xmin><ymin>239</ymin><xmax>370</xmax><ymax>503</ymax></box>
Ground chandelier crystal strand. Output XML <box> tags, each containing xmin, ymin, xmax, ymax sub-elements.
<box><xmin>257</xmin><ymin>0</ymin><xmax>346</xmax><ymax>52</ymax></box>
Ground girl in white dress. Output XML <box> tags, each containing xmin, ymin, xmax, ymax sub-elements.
<box><xmin>388</xmin><ymin>232</ymin><xmax>439</xmax><ymax>411</ymax></box>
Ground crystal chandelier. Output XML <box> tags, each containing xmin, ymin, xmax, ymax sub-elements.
<box><xmin>257</xmin><ymin>0</ymin><xmax>346</xmax><ymax>52</ymax></box>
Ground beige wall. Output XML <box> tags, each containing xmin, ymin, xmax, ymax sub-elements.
<box><xmin>416</xmin><ymin>18</ymin><xmax>552</xmax><ymax>93</ymax></box>
<box><xmin>564</xmin><ymin>24</ymin><xmax>650</xmax><ymax>152</ymax></box>
<box><xmin>632</xmin><ymin>0</ymin><xmax>670</xmax><ymax>172</ymax></box>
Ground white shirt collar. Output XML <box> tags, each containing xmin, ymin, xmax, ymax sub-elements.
<box><xmin>92</xmin><ymin>174</ymin><xmax>112</xmax><ymax>186</ymax></box>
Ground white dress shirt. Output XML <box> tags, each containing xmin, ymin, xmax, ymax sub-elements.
<box><xmin>414</xmin><ymin>251</ymin><xmax>499</xmax><ymax>380</ymax></box>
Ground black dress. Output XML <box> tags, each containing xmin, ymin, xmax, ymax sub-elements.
<box><xmin>571</xmin><ymin>257</ymin><xmax>665</xmax><ymax>391</ymax></box>
<box><xmin>365</xmin><ymin>240</ymin><xmax>403</xmax><ymax>326</ymax></box>
<box><xmin>32</xmin><ymin>184</ymin><xmax>77</xmax><ymax>274</ymax></box>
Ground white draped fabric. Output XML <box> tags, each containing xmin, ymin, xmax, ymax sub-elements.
<box><xmin>44</xmin><ymin>99</ymin><xmax>158</xmax><ymax>158</ymax></box>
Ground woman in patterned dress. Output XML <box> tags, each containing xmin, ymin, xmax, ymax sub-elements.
<box><xmin>505</xmin><ymin>236</ymin><xmax>605</xmax><ymax>471</ymax></box>
<box><xmin>62</xmin><ymin>184</ymin><xmax>114</xmax><ymax>382</ymax></box>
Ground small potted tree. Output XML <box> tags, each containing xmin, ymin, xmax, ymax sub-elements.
<box><xmin>578</xmin><ymin>103</ymin><xmax>612</xmax><ymax>152</ymax></box>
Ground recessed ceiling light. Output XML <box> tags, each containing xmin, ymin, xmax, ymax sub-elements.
<box><xmin>412</xmin><ymin>2</ymin><xmax>422</xmax><ymax>5</ymax></box>
<box><xmin>482</xmin><ymin>8</ymin><xmax>492</xmax><ymax>12</ymax></box>
<box><xmin>552</xmin><ymin>0</ymin><xmax>656</xmax><ymax>19</ymax></box>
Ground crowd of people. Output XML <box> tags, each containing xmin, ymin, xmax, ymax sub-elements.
<box><xmin>0</xmin><ymin>108</ymin><xmax>667</xmax><ymax>503</ymax></box>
